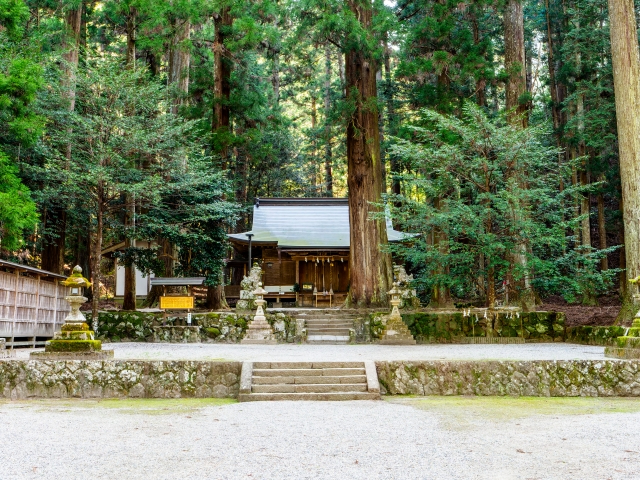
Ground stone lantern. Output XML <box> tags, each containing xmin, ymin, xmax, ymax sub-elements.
<box><xmin>241</xmin><ymin>282</ymin><xmax>276</xmax><ymax>344</ymax></box>
<box><xmin>31</xmin><ymin>266</ymin><xmax>113</xmax><ymax>359</ymax></box>
<box><xmin>380</xmin><ymin>282</ymin><xmax>416</xmax><ymax>345</ymax></box>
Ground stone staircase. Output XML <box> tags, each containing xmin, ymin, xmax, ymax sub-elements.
<box><xmin>238</xmin><ymin>361</ymin><xmax>381</xmax><ymax>401</ymax></box>
<box><xmin>295</xmin><ymin>310</ymin><xmax>358</xmax><ymax>344</ymax></box>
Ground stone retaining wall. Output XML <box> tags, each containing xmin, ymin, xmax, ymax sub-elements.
<box><xmin>0</xmin><ymin>360</ymin><xmax>241</xmax><ymax>400</ymax></box>
<box><xmin>3</xmin><ymin>359</ymin><xmax>640</xmax><ymax>399</ymax></box>
<box><xmin>565</xmin><ymin>326</ymin><xmax>628</xmax><ymax>346</ymax></box>
<box><xmin>375</xmin><ymin>360</ymin><xmax>640</xmax><ymax>397</ymax></box>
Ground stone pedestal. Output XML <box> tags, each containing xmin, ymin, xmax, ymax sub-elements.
<box><xmin>31</xmin><ymin>266</ymin><xmax>113</xmax><ymax>360</ymax></box>
<box><xmin>380</xmin><ymin>286</ymin><xmax>416</xmax><ymax>345</ymax></box>
<box><xmin>241</xmin><ymin>288</ymin><xmax>276</xmax><ymax>344</ymax></box>
<box><xmin>605</xmin><ymin>316</ymin><xmax>640</xmax><ymax>359</ymax></box>
<box><xmin>31</xmin><ymin>321</ymin><xmax>114</xmax><ymax>360</ymax></box>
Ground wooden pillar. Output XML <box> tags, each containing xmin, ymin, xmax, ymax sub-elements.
<box><xmin>33</xmin><ymin>275</ymin><xmax>41</xmax><ymax>347</ymax></box>
<box><xmin>53</xmin><ymin>279</ymin><xmax>59</xmax><ymax>331</ymax></box>
<box><xmin>12</xmin><ymin>269</ymin><xmax>19</xmax><ymax>348</ymax></box>
<box><xmin>295</xmin><ymin>260</ymin><xmax>300</xmax><ymax>304</ymax></box>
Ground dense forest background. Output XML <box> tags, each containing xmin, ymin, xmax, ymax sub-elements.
<box><xmin>0</xmin><ymin>0</ymin><xmax>638</xmax><ymax>313</ymax></box>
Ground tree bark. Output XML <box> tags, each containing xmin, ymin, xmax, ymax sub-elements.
<box><xmin>208</xmin><ymin>8</ymin><xmax>233</xmax><ymax>311</ymax></box>
<box><xmin>122</xmin><ymin>196</ymin><xmax>136</xmax><ymax>311</ymax></box>
<box><xmin>504</xmin><ymin>0</ymin><xmax>528</xmax><ymax>127</ymax></box>
<box><xmin>608</xmin><ymin>0</ymin><xmax>640</xmax><ymax>298</ymax></box>
<box><xmin>324</xmin><ymin>44</ymin><xmax>333</xmax><ymax>197</ymax></box>
<box><xmin>91</xmin><ymin>186</ymin><xmax>104</xmax><ymax>326</ymax></box>
<box><xmin>42</xmin><ymin>6</ymin><xmax>83</xmax><ymax>274</ymax></box>
<box><xmin>345</xmin><ymin>0</ymin><xmax>392</xmax><ymax>307</ymax></box>
<box><xmin>169</xmin><ymin>18</ymin><xmax>190</xmax><ymax>114</ymax></box>
<box><xmin>597</xmin><ymin>175</ymin><xmax>608</xmax><ymax>271</ymax></box>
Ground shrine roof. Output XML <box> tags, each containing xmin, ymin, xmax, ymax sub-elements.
<box><xmin>228</xmin><ymin>198</ymin><xmax>409</xmax><ymax>248</ymax></box>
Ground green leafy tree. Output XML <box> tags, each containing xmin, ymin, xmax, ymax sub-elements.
<box><xmin>387</xmin><ymin>103</ymin><xmax>617</xmax><ymax>307</ymax></box>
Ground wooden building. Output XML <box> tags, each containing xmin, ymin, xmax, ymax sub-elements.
<box><xmin>0</xmin><ymin>260</ymin><xmax>69</xmax><ymax>348</ymax></box>
<box><xmin>226</xmin><ymin>198</ymin><xmax>407</xmax><ymax>307</ymax></box>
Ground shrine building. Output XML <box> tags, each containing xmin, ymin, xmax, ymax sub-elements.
<box><xmin>225</xmin><ymin>197</ymin><xmax>408</xmax><ymax>307</ymax></box>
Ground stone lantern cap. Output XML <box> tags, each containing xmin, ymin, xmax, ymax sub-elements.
<box><xmin>252</xmin><ymin>282</ymin><xmax>267</xmax><ymax>296</ymax></box>
<box><xmin>61</xmin><ymin>265</ymin><xmax>92</xmax><ymax>288</ymax></box>
<box><xmin>388</xmin><ymin>282</ymin><xmax>401</xmax><ymax>297</ymax></box>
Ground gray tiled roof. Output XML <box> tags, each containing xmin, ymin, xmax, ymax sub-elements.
<box><xmin>228</xmin><ymin>198</ymin><xmax>409</xmax><ymax>248</ymax></box>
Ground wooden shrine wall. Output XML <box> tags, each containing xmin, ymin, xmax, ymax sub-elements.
<box><xmin>262</xmin><ymin>249</ymin><xmax>295</xmax><ymax>286</ymax></box>
<box><xmin>0</xmin><ymin>270</ymin><xmax>69</xmax><ymax>348</ymax></box>
<box><xmin>299</xmin><ymin>260</ymin><xmax>349</xmax><ymax>292</ymax></box>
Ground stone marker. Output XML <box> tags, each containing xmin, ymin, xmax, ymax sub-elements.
<box><xmin>241</xmin><ymin>283</ymin><xmax>277</xmax><ymax>344</ymax></box>
<box><xmin>379</xmin><ymin>282</ymin><xmax>416</xmax><ymax>345</ymax></box>
<box><xmin>31</xmin><ymin>266</ymin><xmax>114</xmax><ymax>360</ymax></box>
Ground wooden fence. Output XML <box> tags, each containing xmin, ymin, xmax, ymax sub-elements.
<box><xmin>0</xmin><ymin>265</ymin><xmax>69</xmax><ymax>348</ymax></box>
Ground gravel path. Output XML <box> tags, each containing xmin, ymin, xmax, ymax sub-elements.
<box><xmin>1</xmin><ymin>397</ymin><xmax>638</xmax><ymax>479</ymax></box>
<box><xmin>12</xmin><ymin>342</ymin><xmax>609</xmax><ymax>362</ymax></box>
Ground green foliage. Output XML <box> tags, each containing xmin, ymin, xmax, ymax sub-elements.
<box><xmin>387</xmin><ymin>103</ymin><xmax>618</xmax><ymax>305</ymax></box>
<box><xmin>0</xmin><ymin>151</ymin><xmax>37</xmax><ymax>251</ymax></box>
<box><xmin>0</xmin><ymin>0</ymin><xmax>29</xmax><ymax>40</ymax></box>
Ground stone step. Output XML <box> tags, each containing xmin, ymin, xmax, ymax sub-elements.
<box><xmin>253</xmin><ymin>375</ymin><xmax>367</xmax><ymax>385</ymax></box>
<box><xmin>305</xmin><ymin>328</ymin><xmax>352</xmax><ymax>334</ymax></box>
<box><xmin>306</xmin><ymin>335</ymin><xmax>350</xmax><ymax>343</ymax></box>
<box><xmin>238</xmin><ymin>392</ymin><xmax>380</xmax><ymax>402</ymax></box>
<box><xmin>253</xmin><ymin>361</ymin><xmax>364</xmax><ymax>369</ymax></box>
<box><xmin>252</xmin><ymin>383</ymin><xmax>368</xmax><ymax>394</ymax></box>
<box><xmin>253</xmin><ymin>367</ymin><xmax>365</xmax><ymax>377</ymax></box>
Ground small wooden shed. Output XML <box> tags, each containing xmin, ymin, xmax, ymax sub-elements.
<box><xmin>0</xmin><ymin>260</ymin><xmax>70</xmax><ymax>348</ymax></box>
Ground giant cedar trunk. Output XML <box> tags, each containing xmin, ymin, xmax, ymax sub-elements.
<box><xmin>345</xmin><ymin>0</ymin><xmax>392</xmax><ymax>307</ymax></box>
<box><xmin>41</xmin><ymin>6</ymin><xmax>82</xmax><ymax>273</ymax></box>
<box><xmin>504</xmin><ymin>0</ymin><xmax>534</xmax><ymax>309</ymax></box>
<box><xmin>608</xmin><ymin>0</ymin><xmax>640</xmax><ymax>299</ymax></box>
<box><xmin>504</xmin><ymin>0</ymin><xmax>528</xmax><ymax>127</ymax></box>
<box><xmin>324</xmin><ymin>43</ymin><xmax>333</xmax><ymax>197</ymax></box>
<box><xmin>169</xmin><ymin>18</ymin><xmax>190</xmax><ymax>114</ymax></box>
<box><xmin>208</xmin><ymin>8</ymin><xmax>233</xmax><ymax>311</ymax></box>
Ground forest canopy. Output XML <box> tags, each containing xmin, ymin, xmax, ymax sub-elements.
<box><xmin>0</xmin><ymin>0</ymin><xmax>638</xmax><ymax>313</ymax></box>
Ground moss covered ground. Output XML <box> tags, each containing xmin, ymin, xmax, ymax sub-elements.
<box><xmin>0</xmin><ymin>398</ymin><xmax>236</xmax><ymax>415</ymax></box>
<box><xmin>386</xmin><ymin>396</ymin><xmax>640</xmax><ymax>423</ymax></box>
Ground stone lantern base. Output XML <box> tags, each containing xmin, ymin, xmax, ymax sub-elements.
<box><xmin>30</xmin><ymin>322</ymin><xmax>114</xmax><ymax>360</ymax></box>
<box><xmin>379</xmin><ymin>313</ymin><xmax>416</xmax><ymax>345</ymax></box>
<box><xmin>241</xmin><ymin>317</ymin><xmax>277</xmax><ymax>344</ymax></box>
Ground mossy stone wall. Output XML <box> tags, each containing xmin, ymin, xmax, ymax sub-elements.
<box><xmin>355</xmin><ymin>311</ymin><xmax>566</xmax><ymax>343</ymax></box>
<box><xmin>376</xmin><ymin>360</ymin><xmax>640</xmax><ymax>397</ymax></box>
<box><xmin>565</xmin><ymin>326</ymin><xmax>630</xmax><ymax>346</ymax></box>
<box><xmin>0</xmin><ymin>360</ymin><xmax>241</xmax><ymax>399</ymax></box>
<box><xmin>86</xmin><ymin>311</ymin><xmax>297</xmax><ymax>343</ymax></box>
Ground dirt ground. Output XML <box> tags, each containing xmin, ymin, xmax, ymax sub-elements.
<box><xmin>539</xmin><ymin>295</ymin><xmax>621</xmax><ymax>327</ymax></box>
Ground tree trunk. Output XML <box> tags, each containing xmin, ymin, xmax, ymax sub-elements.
<box><xmin>383</xmin><ymin>38</ymin><xmax>400</xmax><ymax>198</ymax></box>
<box><xmin>504</xmin><ymin>0</ymin><xmax>528</xmax><ymax>127</ymax></box>
<box><xmin>597</xmin><ymin>175</ymin><xmax>608</xmax><ymax>271</ymax></box>
<box><xmin>42</xmin><ymin>6</ymin><xmax>83</xmax><ymax>274</ymax></box>
<box><xmin>608</xmin><ymin>0</ymin><xmax>640</xmax><ymax>300</ymax></box>
<box><xmin>345</xmin><ymin>0</ymin><xmax>392</xmax><ymax>307</ymax></box>
<box><xmin>122</xmin><ymin>196</ymin><xmax>136</xmax><ymax>311</ymax></box>
<box><xmin>91</xmin><ymin>188</ymin><xmax>104</xmax><ymax>327</ymax></box>
<box><xmin>208</xmin><ymin>8</ymin><xmax>234</xmax><ymax>311</ymax></box>
<box><xmin>324</xmin><ymin>44</ymin><xmax>333</xmax><ymax>197</ymax></box>
<box><xmin>169</xmin><ymin>18</ymin><xmax>190</xmax><ymax>114</ymax></box>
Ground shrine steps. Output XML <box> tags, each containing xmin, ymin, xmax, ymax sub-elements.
<box><xmin>238</xmin><ymin>361</ymin><xmax>381</xmax><ymax>402</ymax></box>
<box><xmin>294</xmin><ymin>311</ymin><xmax>358</xmax><ymax>344</ymax></box>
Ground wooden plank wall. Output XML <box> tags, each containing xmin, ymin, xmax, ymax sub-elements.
<box><xmin>0</xmin><ymin>270</ymin><xmax>69</xmax><ymax>348</ymax></box>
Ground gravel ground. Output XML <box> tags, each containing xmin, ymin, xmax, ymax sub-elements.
<box><xmin>1</xmin><ymin>397</ymin><xmax>638</xmax><ymax>479</ymax></box>
<box><xmin>12</xmin><ymin>342</ymin><xmax>609</xmax><ymax>362</ymax></box>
